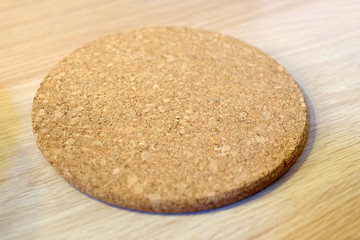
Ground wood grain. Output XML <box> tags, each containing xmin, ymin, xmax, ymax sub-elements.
<box><xmin>0</xmin><ymin>0</ymin><xmax>359</xmax><ymax>239</ymax></box>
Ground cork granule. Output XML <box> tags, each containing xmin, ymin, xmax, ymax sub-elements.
<box><xmin>32</xmin><ymin>27</ymin><xmax>310</xmax><ymax>213</ymax></box>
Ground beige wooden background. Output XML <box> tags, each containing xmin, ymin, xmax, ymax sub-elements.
<box><xmin>1</xmin><ymin>0</ymin><xmax>359</xmax><ymax>239</ymax></box>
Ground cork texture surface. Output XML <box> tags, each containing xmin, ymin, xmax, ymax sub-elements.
<box><xmin>32</xmin><ymin>27</ymin><xmax>309</xmax><ymax>213</ymax></box>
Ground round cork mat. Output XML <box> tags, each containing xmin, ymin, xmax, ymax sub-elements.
<box><xmin>32</xmin><ymin>27</ymin><xmax>309</xmax><ymax>213</ymax></box>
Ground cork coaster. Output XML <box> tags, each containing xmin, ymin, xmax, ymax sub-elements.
<box><xmin>32</xmin><ymin>27</ymin><xmax>309</xmax><ymax>213</ymax></box>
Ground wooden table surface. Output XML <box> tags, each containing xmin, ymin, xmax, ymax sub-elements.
<box><xmin>1</xmin><ymin>0</ymin><xmax>359</xmax><ymax>239</ymax></box>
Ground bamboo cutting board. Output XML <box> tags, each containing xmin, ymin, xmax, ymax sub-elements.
<box><xmin>1</xmin><ymin>0</ymin><xmax>359</xmax><ymax>239</ymax></box>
